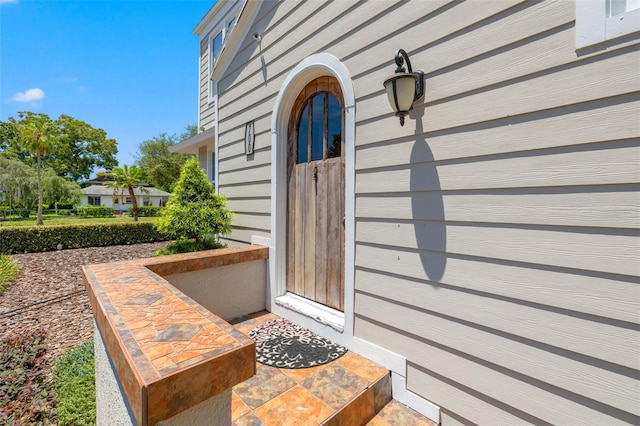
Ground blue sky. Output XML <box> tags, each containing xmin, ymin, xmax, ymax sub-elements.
<box><xmin>0</xmin><ymin>0</ymin><xmax>214</xmax><ymax>169</ymax></box>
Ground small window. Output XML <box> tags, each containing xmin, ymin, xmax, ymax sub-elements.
<box><xmin>608</xmin><ymin>0</ymin><xmax>640</xmax><ymax>16</ymax></box>
<box><xmin>208</xmin><ymin>31</ymin><xmax>223</xmax><ymax>103</ymax></box>
<box><xmin>125</xmin><ymin>197</ymin><xmax>132</xmax><ymax>204</ymax></box>
<box><xmin>211</xmin><ymin>31</ymin><xmax>223</xmax><ymax>66</ymax></box>
<box><xmin>207</xmin><ymin>15</ymin><xmax>237</xmax><ymax>104</ymax></box>
<box><xmin>296</xmin><ymin>91</ymin><xmax>342</xmax><ymax>164</ymax></box>
<box><xmin>576</xmin><ymin>0</ymin><xmax>640</xmax><ymax>48</ymax></box>
<box><xmin>88</xmin><ymin>196</ymin><xmax>101</xmax><ymax>206</ymax></box>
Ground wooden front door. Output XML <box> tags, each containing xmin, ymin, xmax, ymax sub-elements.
<box><xmin>287</xmin><ymin>77</ymin><xmax>345</xmax><ymax>311</ymax></box>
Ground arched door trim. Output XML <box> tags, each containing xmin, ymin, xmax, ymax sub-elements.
<box><xmin>269</xmin><ymin>53</ymin><xmax>355</xmax><ymax>345</ymax></box>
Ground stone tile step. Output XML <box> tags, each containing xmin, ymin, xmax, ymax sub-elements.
<box><xmin>230</xmin><ymin>311</ymin><xmax>393</xmax><ymax>425</ymax></box>
<box><xmin>367</xmin><ymin>399</ymin><xmax>439</xmax><ymax>426</ymax></box>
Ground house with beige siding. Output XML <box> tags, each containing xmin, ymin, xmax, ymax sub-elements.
<box><xmin>171</xmin><ymin>1</ymin><xmax>640</xmax><ymax>424</ymax></box>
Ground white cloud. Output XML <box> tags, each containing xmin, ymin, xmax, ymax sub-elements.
<box><xmin>12</xmin><ymin>88</ymin><xmax>45</xmax><ymax>102</ymax></box>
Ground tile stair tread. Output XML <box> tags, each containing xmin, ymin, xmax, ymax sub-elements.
<box><xmin>367</xmin><ymin>399</ymin><xmax>439</xmax><ymax>425</ymax></box>
<box><xmin>231</xmin><ymin>311</ymin><xmax>440</xmax><ymax>425</ymax></box>
<box><xmin>231</xmin><ymin>311</ymin><xmax>396</xmax><ymax>425</ymax></box>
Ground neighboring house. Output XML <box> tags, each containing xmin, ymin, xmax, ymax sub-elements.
<box><xmin>80</xmin><ymin>183</ymin><xmax>170</xmax><ymax>213</ymax></box>
<box><xmin>172</xmin><ymin>1</ymin><xmax>640</xmax><ymax>424</ymax></box>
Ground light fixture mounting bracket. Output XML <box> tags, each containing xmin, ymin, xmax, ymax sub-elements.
<box><xmin>394</xmin><ymin>49</ymin><xmax>424</xmax><ymax>101</ymax></box>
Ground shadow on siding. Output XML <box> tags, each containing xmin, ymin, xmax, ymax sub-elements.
<box><xmin>410</xmin><ymin>106</ymin><xmax>447</xmax><ymax>282</ymax></box>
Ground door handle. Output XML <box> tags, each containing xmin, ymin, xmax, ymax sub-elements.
<box><xmin>313</xmin><ymin>166</ymin><xmax>318</xmax><ymax>181</ymax></box>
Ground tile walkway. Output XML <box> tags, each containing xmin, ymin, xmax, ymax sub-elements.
<box><xmin>230</xmin><ymin>311</ymin><xmax>437</xmax><ymax>426</ymax></box>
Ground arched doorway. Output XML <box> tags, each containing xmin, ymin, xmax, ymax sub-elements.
<box><xmin>286</xmin><ymin>76</ymin><xmax>345</xmax><ymax>311</ymax></box>
<box><xmin>270</xmin><ymin>53</ymin><xmax>355</xmax><ymax>338</ymax></box>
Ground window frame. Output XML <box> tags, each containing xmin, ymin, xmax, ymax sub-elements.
<box><xmin>576</xmin><ymin>0</ymin><xmax>640</xmax><ymax>48</ymax></box>
<box><xmin>88</xmin><ymin>196</ymin><xmax>101</xmax><ymax>206</ymax></box>
<box><xmin>207</xmin><ymin>16</ymin><xmax>237</xmax><ymax>105</ymax></box>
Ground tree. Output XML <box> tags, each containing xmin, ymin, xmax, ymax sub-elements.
<box><xmin>135</xmin><ymin>126</ymin><xmax>195</xmax><ymax>192</ymax></box>
<box><xmin>41</xmin><ymin>168</ymin><xmax>81</xmax><ymax>210</ymax></box>
<box><xmin>0</xmin><ymin>157</ymin><xmax>37</xmax><ymax>210</ymax></box>
<box><xmin>156</xmin><ymin>157</ymin><xmax>232</xmax><ymax>244</ymax></box>
<box><xmin>106</xmin><ymin>165</ymin><xmax>147</xmax><ymax>222</ymax></box>
<box><xmin>0</xmin><ymin>112</ymin><xmax>118</xmax><ymax>181</ymax></box>
<box><xmin>19</xmin><ymin>115</ymin><xmax>55</xmax><ymax>225</ymax></box>
<box><xmin>50</xmin><ymin>114</ymin><xmax>118</xmax><ymax>181</ymax></box>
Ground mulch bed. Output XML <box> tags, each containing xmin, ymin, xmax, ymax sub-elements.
<box><xmin>0</xmin><ymin>242</ymin><xmax>167</xmax><ymax>359</ymax></box>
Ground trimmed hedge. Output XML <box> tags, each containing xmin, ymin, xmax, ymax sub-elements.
<box><xmin>0</xmin><ymin>222</ymin><xmax>169</xmax><ymax>254</ymax></box>
<box><xmin>128</xmin><ymin>205</ymin><xmax>162</xmax><ymax>217</ymax></box>
<box><xmin>77</xmin><ymin>206</ymin><xmax>114</xmax><ymax>218</ymax></box>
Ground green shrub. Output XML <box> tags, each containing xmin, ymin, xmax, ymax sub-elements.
<box><xmin>0</xmin><ymin>254</ymin><xmax>20</xmax><ymax>294</ymax></box>
<box><xmin>17</xmin><ymin>209</ymin><xmax>30</xmax><ymax>219</ymax></box>
<box><xmin>0</xmin><ymin>222</ymin><xmax>169</xmax><ymax>254</ymax></box>
<box><xmin>129</xmin><ymin>205</ymin><xmax>161</xmax><ymax>217</ymax></box>
<box><xmin>53</xmin><ymin>341</ymin><xmax>96</xmax><ymax>426</ymax></box>
<box><xmin>0</xmin><ymin>329</ymin><xmax>56</xmax><ymax>425</ymax></box>
<box><xmin>155</xmin><ymin>237</ymin><xmax>226</xmax><ymax>256</ymax></box>
<box><xmin>77</xmin><ymin>206</ymin><xmax>114</xmax><ymax>218</ymax></box>
<box><xmin>156</xmin><ymin>158</ymin><xmax>232</xmax><ymax>244</ymax></box>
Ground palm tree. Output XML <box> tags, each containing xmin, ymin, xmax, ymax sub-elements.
<box><xmin>107</xmin><ymin>165</ymin><xmax>147</xmax><ymax>222</ymax></box>
<box><xmin>20</xmin><ymin>120</ymin><xmax>55</xmax><ymax>225</ymax></box>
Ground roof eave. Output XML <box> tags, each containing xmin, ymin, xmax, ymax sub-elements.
<box><xmin>169</xmin><ymin>127</ymin><xmax>216</xmax><ymax>155</ymax></box>
<box><xmin>193</xmin><ymin>0</ymin><xmax>230</xmax><ymax>35</ymax></box>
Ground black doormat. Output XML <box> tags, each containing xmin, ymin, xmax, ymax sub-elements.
<box><xmin>248</xmin><ymin>318</ymin><xmax>347</xmax><ymax>369</ymax></box>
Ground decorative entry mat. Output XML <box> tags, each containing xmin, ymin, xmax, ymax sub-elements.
<box><xmin>248</xmin><ymin>318</ymin><xmax>347</xmax><ymax>369</ymax></box>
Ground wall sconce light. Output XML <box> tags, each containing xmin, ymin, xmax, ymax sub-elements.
<box><xmin>383</xmin><ymin>49</ymin><xmax>424</xmax><ymax>126</ymax></box>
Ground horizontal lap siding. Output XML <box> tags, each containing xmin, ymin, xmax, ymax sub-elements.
<box><xmin>212</xmin><ymin>0</ymin><xmax>640</xmax><ymax>423</ymax></box>
<box><xmin>346</xmin><ymin>1</ymin><xmax>640</xmax><ymax>425</ymax></box>
<box><xmin>199</xmin><ymin>38</ymin><xmax>215</xmax><ymax>130</ymax></box>
<box><xmin>214</xmin><ymin>0</ymin><xmax>392</xmax><ymax>242</ymax></box>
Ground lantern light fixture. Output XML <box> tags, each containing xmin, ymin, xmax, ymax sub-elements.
<box><xmin>383</xmin><ymin>49</ymin><xmax>425</xmax><ymax>126</ymax></box>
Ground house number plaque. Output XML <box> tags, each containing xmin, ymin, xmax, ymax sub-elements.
<box><xmin>245</xmin><ymin>120</ymin><xmax>254</xmax><ymax>155</ymax></box>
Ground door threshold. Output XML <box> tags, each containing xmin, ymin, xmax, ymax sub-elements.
<box><xmin>274</xmin><ymin>293</ymin><xmax>344</xmax><ymax>332</ymax></box>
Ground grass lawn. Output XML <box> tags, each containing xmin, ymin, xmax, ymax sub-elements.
<box><xmin>0</xmin><ymin>215</ymin><xmax>158</xmax><ymax>227</ymax></box>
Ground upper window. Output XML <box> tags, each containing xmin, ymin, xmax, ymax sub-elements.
<box><xmin>608</xmin><ymin>0</ymin><xmax>640</xmax><ymax>16</ymax></box>
<box><xmin>293</xmin><ymin>78</ymin><xmax>343</xmax><ymax>164</ymax></box>
<box><xmin>208</xmin><ymin>31</ymin><xmax>223</xmax><ymax>103</ymax></box>
<box><xmin>576</xmin><ymin>0</ymin><xmax>640</xmax><ymax>48</ymax></box>
<box><xmin>207</xmin><ymin>16</ymin><xmax>237</xmax><ymax>104</ymax></box>
<box><xmin>211</xmin><ymin>31</ymin><xmax>223</xmax><ymax>67</ymax></box>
